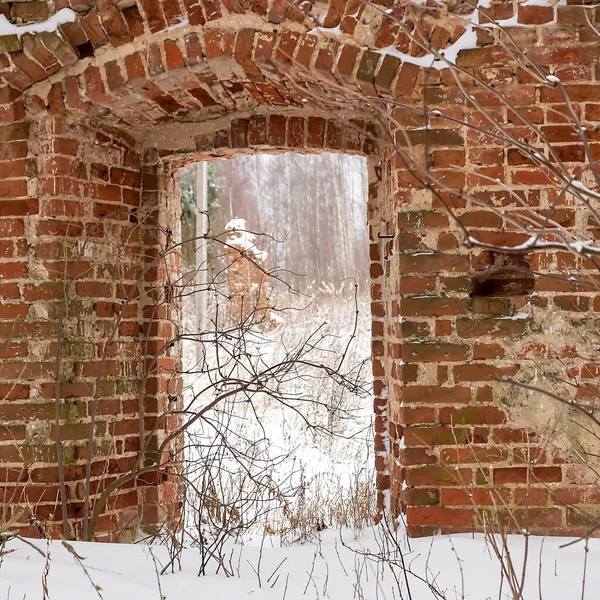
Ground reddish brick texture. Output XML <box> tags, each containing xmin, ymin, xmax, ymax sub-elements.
<box><xmin>0</xmin><ymin>0</ymin><xmax>599</xmax><ymax>540</ymax></box>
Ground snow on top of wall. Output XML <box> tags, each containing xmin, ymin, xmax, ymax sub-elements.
<box><xmin>226</xmin><ymin>218</ymin><xmax>268</xmax><ymax>262</ymax></box>
<box><xmin>375</xmin><ymin>0</ymin><xmax>568</xmax><ymax>69</ymax></box>
<box><xmin>226</xmin><ymin>218</ymin><xmax>247</xmax><ymax>232</ymax></box>
<box><xmin>0</xmin><ymin>7</ymin><xmax>76</xmax><ymax>37</ymax></box>
<box><xmin>314</xmin><ymin>0</ymin><xmax>569</xmax><ymax>71</ymax></box>
<box><xmin>377</xmin><ymin>25</ymin><xmax>477</xmax><ymax>70</ymax></box>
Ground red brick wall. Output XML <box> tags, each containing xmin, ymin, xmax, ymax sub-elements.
<box><xmin>0</xmin><ymin>114</ymin><xmax>149</xmax><ymax>539</ymax></box>
<box><xmin>377</xmin><ymin>15</ymin><xmax>600</xmax><ymax>535</ymax></box>
<box><xmin>0</xmin><ymin>0</ymin><xmax>598</xmax><ymax>540</ymax></box>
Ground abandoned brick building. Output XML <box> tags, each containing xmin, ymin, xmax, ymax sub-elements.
<box><xmin>0</xmin><ymin>0</ymin><xmax>600</xmax><ymax>540</ymax></box>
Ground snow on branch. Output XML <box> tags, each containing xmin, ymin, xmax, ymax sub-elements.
<box><xmin>467</xmin><ymin>235</ymin><xmax>600</xmax><ymax>257</ymax></box>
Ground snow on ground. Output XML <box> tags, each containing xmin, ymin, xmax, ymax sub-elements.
<box><xmin>0</xmin><ymin>527</ymin><xmax>597</xmax><ymax>599</ymax></box>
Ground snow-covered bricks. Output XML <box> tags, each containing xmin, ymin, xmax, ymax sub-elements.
<box><xmin>224</xmin><ymin>217</ymin><xmax>274</xmax><ymax>327</ymax></box>
<box><xmin>0</xmin><ymin>0</ymin><xmax>600</xmax><ymax>540</ymax></box>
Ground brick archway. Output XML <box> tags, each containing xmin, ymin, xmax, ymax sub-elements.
<box><xmin>0</xmin><ymin>0</ymin><xmax>599</xmax><ymax>539</ymax></box>
<box><xmin>2</xmin><ymin>106</ymin><xmax>389</xmax><ymax>540</ymax></box>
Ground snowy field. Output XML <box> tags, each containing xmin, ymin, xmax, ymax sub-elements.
<box><xmin>0</xmin><ymin>527</ymin><xmax>596</xmax><ymax>599</ymax></box>
<box><xmin>180</xmin><ymin>286</ymin><xmax>376</xmax><ymax>530</ymax></box>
